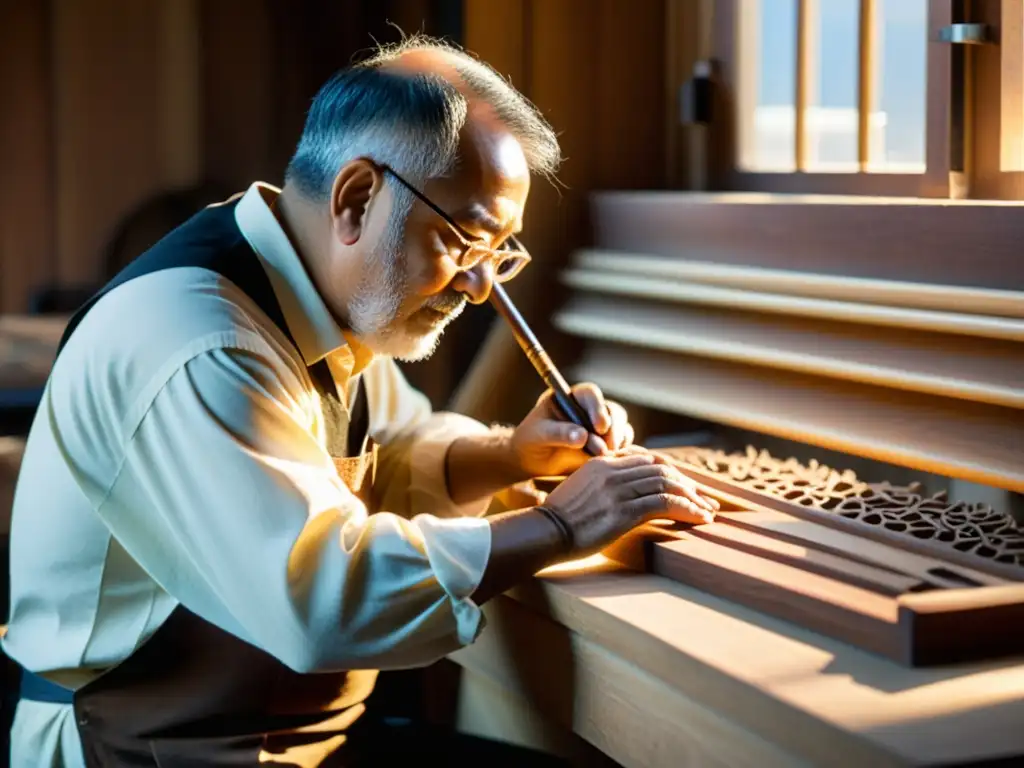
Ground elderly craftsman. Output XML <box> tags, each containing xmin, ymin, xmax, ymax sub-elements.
<box><xmin>3</xmin><ymin>38</ymin><xmax>717</xmax><ymax>767</ymax></box>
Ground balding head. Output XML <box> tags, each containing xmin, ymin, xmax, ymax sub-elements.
<box><xmin>279</xmin><ymin>35</ymin><xmax>558</xmax><ymax>362</ymax></box>
<box><xmin>285</xmin><ymin>36</ymin><xmax>559</xmax><ymax>201</ymax></box>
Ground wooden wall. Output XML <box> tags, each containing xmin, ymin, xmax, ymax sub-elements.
<box><xmin>452</xmin><ymin>0</ymin><xmax>672</xmax><ymax>423</ymax></box>
<box><xmin>0</xmin><ymin>0</ymin><xmax>672</xmax><ymax>408</ymax></box>
<box><xmin>0</xmin><ymin>0</ymin><xmax>463</xmax><ymax>402</ymax></box>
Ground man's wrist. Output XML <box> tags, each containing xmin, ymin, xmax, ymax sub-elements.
<box><xmin>444</xmin><ymin>427</ymin><xmax>532</xmax><ymax>506</ymax></box>
<box><xmin>460</xmin><ymin>427</ymin><xmax>528</xmax><ymax>483</ymax></box>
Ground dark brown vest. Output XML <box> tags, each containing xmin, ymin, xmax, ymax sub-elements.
<box><xmin>35</xmin><ymin>200</ymin><xmax>379</xmax><ymax>767</ymax></box>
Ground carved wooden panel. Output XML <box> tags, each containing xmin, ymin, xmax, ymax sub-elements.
<box><xmin>665</xmin><ymin>445</ymin><xmax>1024</xmax><ymax>569</ymax></box>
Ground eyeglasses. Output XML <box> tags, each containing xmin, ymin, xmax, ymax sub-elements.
<box><xmin>382</xmin><ymin>166</ymin><xmax>531</xmax><ymax>283</ymax></box>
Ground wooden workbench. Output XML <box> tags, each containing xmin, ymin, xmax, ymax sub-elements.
<box><xmin>450</xmin><ymin>556</ymin><xmax>1024</xmax><ymax>768</ymax></box>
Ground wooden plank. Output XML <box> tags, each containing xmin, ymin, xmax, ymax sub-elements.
<box><xmin>561</xmin><ymin>268</ymin><xmax>1024</xmax><ymax>342</ymax></box>
<box><xmin>591</xmin><ymin>192</ymin><xmax>1024</xmax><ymax>290</ymax></box>
<box><xmin>712</xmin><ymin>508</ymin><xmax>1010</xmax><ymax>588</ymax></box>
<box><xmin>571</xmin><ymin>249</ymin><xmax>1024</xmax><ymax>318</ymax></box>
<box><xmin>682</xmin><ymin>521</ymin><xmax>925</xmax><ymax>596</ymax></box>
<box><xmin>923</xmin><ymin>0</ymin><xmax>952</xmax><ymax>197</ymax></box>
<box><xmin>574</xmin><ymin>343</ymin><xmax>1024</xmax><ymax>496</ymax></box>
<box><xmin>671</xmin><ymin>463</ymin><xmax>1023</xmax><ymax>584</ymax></box>
<box><xmin>650</xmin><ymin>536</ymin><xmax>905</xmax><ymax>661</ymax></box>
<box><xmin>900</xmin><ymin>585</ymin><xmax>1024</xmax><ymax>665</ymax></box>
<box><xmin>452</xmin><ymin>593</ymin><xmax>813</xmax><ymax>768</ymax></box>
<box><xmin>555</xmin><ymin>296</ymin><xmax>1024</xmax><ymax>409</ymax></box>
<box><xmin>518</xmin><ymin>563</ymin><xmax>1024</xmax><ymax>766</ymax></box>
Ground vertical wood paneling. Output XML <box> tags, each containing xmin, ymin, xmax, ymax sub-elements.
<box><xmin>52</xmin><ymin>0</ymin><xmax>166</xmax><ymax>286</ymax></box>
<box><xmin>454</xmin><ymin>0</ymin><xmax>674</xmax><ymax>420</ymax></box>
<box><xmin>463</xmin><ymin>0</ymin><xmax>529</xmax><ymax>91</ymax></box>
<box><xmin>594</xmin><ymin>0</ymin><xmax>666</xmax><ymax>190</ymax></box>
<box><xmin>0</xmin><ymin>2</ymin><xmax>54</xmax><ymax>312</ymax></box>
<box><xmin>159</xmin><ymin>0</ymin><xmax>202</xmax><ymax>189</ymax></box>
<box><xmin>924</xmin><ymin>0</ymin><xmax>952</xmax><ymax>197</ymax></box>
<box><xmin>199</xmin><ymin>0</ymin><xmax>278</xmax><ymax>189</ymax></box>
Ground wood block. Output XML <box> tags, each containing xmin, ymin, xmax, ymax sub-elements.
<box><xmin>644</xmin><ymin>532</ymin><xmax>1024</xmax><ymax>666</ymax></box>
<box><xmin>899</xmin><ymin>585</ymin><xmax>1024</xmax><ymax>665</ymax></box>
<box><xmin>686</xmin><ymin>521</ymin><xmax>925</xmax><ymax>596</ymax></box>
<box><xmin>648</xmin><ymin>536</ymin><xmax>906</xmax><ymax>662</ymax></box>
<box><xmin>715</xmin><ymin>510</ymin><xmax>1009</xmax><ymax>589</ymax></box>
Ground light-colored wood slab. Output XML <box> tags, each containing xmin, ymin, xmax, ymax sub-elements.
<box><xmin>453</xmin><ymin>592</ymin><xmax>814</xmax><ymax>768</ymax></box>
<box><xmin>507</xmin><ymin>560</ymin><xmax>1024</xmax><ymax>766</ymax></box>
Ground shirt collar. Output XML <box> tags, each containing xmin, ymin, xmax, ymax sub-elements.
<box><xmin>233</xmin><ymin>182</ymin><xmax>373</xmax><ymax>374</ymax></box>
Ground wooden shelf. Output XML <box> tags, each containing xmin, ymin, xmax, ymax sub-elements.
<box><xmin>554</xmin><ymin>296</ymin><xmax>1024</xmax><ymax>409</ymax></box>
<box><xmin>561</xmin><ymin>268</ymin><xmax>1024</xmax><ymax>342</ymax></box>
<box><xmin>571</xmin><ymin>249</ymin><xmax>1024</xmax><ymax>319</ymax></box>
<box><xmin>591</xmin><ymin>191</ymin><xmax>1024</xmax><ymax>290</ymax></box>
<box><xmin>572</xmin><ymin>343</ymin><xmax>1024</xmax><ymax>493</ymax></box>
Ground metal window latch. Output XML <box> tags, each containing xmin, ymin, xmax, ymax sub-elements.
<box><xmin>937</xmin><ymin>23</ymin><xmax>995</xmax><ymax>45</ymax></box>
<box><xmin>679</xmin><ymin>60</ymin><xmax>713</xmax><ymax>126</ymax></box>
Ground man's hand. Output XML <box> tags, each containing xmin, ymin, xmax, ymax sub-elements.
<box><xmin>544</xmin><ymin>452</ymin><xmax>719</xmax><ymax>554</ymax></box>
<box><xmin>471</xmin><ymin>452</ymin><xmax>720</xmax><ymax>604</ymax></box>
<box><xmin>511</xmin><ymin>383</ymin><xmax>633</xmax><ymax>478</ymax></box>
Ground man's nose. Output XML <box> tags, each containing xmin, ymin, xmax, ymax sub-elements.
<box><xmin>450</xmin><ymin>260</ymin><xmax>495</xmax><ymax>305</ymax></box>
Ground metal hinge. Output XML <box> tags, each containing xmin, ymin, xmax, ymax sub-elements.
<box><xmin>937</xmin><ymin>23</ymin><xmax>995</xmax><ymax>45</ymax></box>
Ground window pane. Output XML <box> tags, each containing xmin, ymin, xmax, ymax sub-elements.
<box><xmin>741</xmin><ymin>0</ymin><xmax>798</xmax><ymax>172</ymax></box>
<box><xmin>806</xmin><ymin>0</ymin><xmax>860</xmax><ymax>171</ymax></box>
<box><xmin>870</xmin><ymin>0</ymin><xmax>927</xmax><ymax>172</ymax></box>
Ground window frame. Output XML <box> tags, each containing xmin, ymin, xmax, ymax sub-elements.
<box><xmin>969</xmin><ymin>0</ymin><xmax>1024</xmax><ymax>199</ymax></box>
<box><xmin>709</xmin><ymin>0</ymin><xmax>954</xmax><ymax>198</ymax></box>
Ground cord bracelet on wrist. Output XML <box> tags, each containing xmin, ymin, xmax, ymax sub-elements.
<box><xmin>534</xmin><ymin>505</ymin><xmax>575</xmax><ymax>554</ymax></box>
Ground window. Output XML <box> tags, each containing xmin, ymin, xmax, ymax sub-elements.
<box><xmin>710</xmin><ymin>0</ymin><xmax>1024</xmax><ymax>199</ymax></box>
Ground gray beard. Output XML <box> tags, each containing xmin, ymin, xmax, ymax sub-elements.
<box><xmin>346</xmin><ymin>211</ymin><xmax>466</xmax><ymax>362</ymax></box>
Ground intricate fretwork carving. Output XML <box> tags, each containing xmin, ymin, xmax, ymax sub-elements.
<box><xmin>665</xmin><ymin>446</ymin><xmax>1024</xmax><ymax>568</ymax></box>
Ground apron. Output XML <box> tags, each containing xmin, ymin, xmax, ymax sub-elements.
<box><xmin>18</xmin><ymin>200</ymin><xmax>381</xmax><ymax>767</ymax></box>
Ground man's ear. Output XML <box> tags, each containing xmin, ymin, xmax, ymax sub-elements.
<box><xmin>330</xmin><ymin>159</ymin><xmax>383</xmax><ymax>246</ymax></box>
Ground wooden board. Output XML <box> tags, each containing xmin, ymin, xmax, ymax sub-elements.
<box><xmin>571</xmin><ymin>249</ymin><xmax>1024</xmax><ymax>319</ymax></box>
<box><xmin>555</xmin><ymin>294</ymin><xmax>1024</xmax><ymax>409</ymax></box>
<box><xmin>649</xmin><ymin>535</ymin><xmax>906</xmax><ymax>661</ymax></box>
<box><xmin>685</xmin><ymin>521</ymin><xmax>927</xmax><ymax>596</ymax></box>
<box><xmin>641</xmin><ymin>530</ymin><xmax>1024</xmax><ymax>666</ymax></box>
<box><xmin>508</xmin><ymin>562</ymin><xmax>1024</xmax><ymax>766</ymax></box>
<box><xmin>573</xmin><ymin>344</ymin><xmax>1024</xmax><ymax>496</ymax></box>
<box><xmin>668</xmin><ymin>458</ymin><xmax>1024</xmax><ymax>582</ymax></box>
<box><xmin>714</xmin><ymin>510</ymin><xmax>1011</xmax><ymax>589</ymax></box>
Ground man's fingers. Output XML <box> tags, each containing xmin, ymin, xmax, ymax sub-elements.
<box><xmin>537</xmin><ymin>420</ymin><xmax>590</xmax><ymax>449</ymax></box>
<box><xmin>598</xmin><ymin>452</ymin><xmax>656</xmax><ymax>469</ymax></box>
<box><xmin>626</xmin><ymin>476</ymin><xmax>717</xmax><ymax>518</ymax></box>
<box><xmin>611</xmin><ymin>463</ymin><xmax>718</xmax><ymax>512</ymax></box>
<box><xmin>603</xmin><ymin>401</ymin><xmax>632</xmax><ymax>451</ymax></box>
<box><xmin>570</xmin><ymin>383</ymin><xmax>611</xmax><ymax>435</ymax></box>
<box><xmin>644</xmin><ymin>451</ymin><xmax>720</xmax><ymax>511</ymax></box>
<box><xmin>633</xmin><ymin>493</ymin><xmax>714</xmax><ymax>525</ymax></box>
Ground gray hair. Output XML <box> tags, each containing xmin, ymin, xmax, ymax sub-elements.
<box><xmin>284</xmin><ymin>35</ymin><xmax>561</xmax><ymax>206</ymax></box>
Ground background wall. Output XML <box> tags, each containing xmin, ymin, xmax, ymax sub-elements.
<box><xmin>0</xmin><ymin>0</ymin><xmax>679</xmax><ymax>409</ymax></box>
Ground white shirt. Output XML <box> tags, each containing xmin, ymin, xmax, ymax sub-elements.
<box><xmin>2</xmin><ymin>183</ymin><xmax>494</xmax><ymax>767</ymax></box>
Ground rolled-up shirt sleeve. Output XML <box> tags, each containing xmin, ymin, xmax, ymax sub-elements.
<box><xmin>365</xmin><ymin>358</ymin><xmax>494</xmax><ymax>520</ymax></box>
<box><xmin>93</xmin><ymin>338</ymin><xmax>491</xmax><ymax>674</ymax></box>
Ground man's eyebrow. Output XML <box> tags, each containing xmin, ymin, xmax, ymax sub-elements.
<box><xmin>459</xmin><ymin>205</ymin><xmax>505</xmax><ymax>237</ymax></box>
